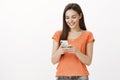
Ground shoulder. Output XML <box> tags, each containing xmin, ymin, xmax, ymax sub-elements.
<box><xmin>84</xmin><ymin>30</ymin><xmax>95</xmax><ymax>42</ymax></box>
<box><xmin>52</xmin><ymin>30</ymin><xmax>62</xmax><ymax>39</ymax></box>
<box><xmin>52</xmin><ymin>30</ymin><xmax>62</xmax><ymax>42</ymax></box>
<box><xmin>84</xmin><ymin>30</ymin><xmax>93</xmax><ymax>33</ymax></box>
<box><xmin>84</xmin><ymin>30</ymin><xmax>94</xmax><ymax>35</ymax></box>
<box><xmin>53</xmin><ymin>30</ymin><xmax>62</xmax><ymax>35</ymax></box>
<box><xmin>56</xmin><ymin>30</ymin><xmax>62</xmax><ymax>33</ymax></box>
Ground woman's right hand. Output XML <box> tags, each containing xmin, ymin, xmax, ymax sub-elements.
<box><xmin>58</xmin><ymin>44</ymin><xmax>72</xmax><ymax>55</ymax></box>
<box><xmin>57</xmin><ymin>44</ymin><xmax>66</xmax><ymax>55</ymax></box>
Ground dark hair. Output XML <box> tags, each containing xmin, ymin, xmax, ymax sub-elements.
<box><xmin>59</xmin><ymin>3</ymin><xmax>87</xmax><ymax>45</ymax></box>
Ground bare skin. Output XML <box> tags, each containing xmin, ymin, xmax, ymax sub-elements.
<box><xmin>51</xmin><ymin>9</ymin><xmax>94</xmax><ymax>66</ymax></box>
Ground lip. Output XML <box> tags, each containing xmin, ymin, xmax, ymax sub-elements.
<box><xmin>68</xmin><ymin>23</ymin><xmax>75</xmax><ymax>26</ymax></box>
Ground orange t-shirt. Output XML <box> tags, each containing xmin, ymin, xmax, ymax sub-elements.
<box><xmin>52</xmin><ymin>30</ymin><xmax>95</xmax><ymax>76</ymax></box>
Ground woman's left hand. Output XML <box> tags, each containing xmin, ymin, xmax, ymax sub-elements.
<box><xmin>66</xmin><ymin>44</ymin><xmax>80</xmax><ymax>54</ymax></box>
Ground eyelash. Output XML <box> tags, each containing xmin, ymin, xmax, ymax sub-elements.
<box><xmin>66</xmin><ymin>16</ymin><xmax>76</xmax><ymax>19</ymax></box>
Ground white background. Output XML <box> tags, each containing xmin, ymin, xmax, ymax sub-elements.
<box><xmin>0</xmin><ymin>0</ymin><xmax>120</xmax><ymax>80</ymax></box>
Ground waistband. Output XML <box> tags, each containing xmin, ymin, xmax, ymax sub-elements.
<box><xmin>57</xmin><ymin>76</ymin><xmax>89</xmax><ymax>80</ymax></box>
<box><xmin>57</xmin><ymin>76</ymin><xmax>80</xmax><ymax>79</ymax></box>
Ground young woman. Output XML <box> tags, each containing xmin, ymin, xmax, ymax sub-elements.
<box><xmin>51</xmin><ymin>3</ymin><xmax>95</xmax><ymax>80</ymax></box>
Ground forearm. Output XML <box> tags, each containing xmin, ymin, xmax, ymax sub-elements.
<box><xmin>51</xmin><ymin>49</ymin><xmax>63</xmax><ymax>64</ymax></box>
<box><xmin>75</xmin><ymin>51</ymin><xmax>92</xmax><ymax>66</ymax></box>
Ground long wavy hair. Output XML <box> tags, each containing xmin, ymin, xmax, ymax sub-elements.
<box><xmin>59</xmin><ymin>3</ymin><xmax>87</xmax><ymax>45</ymax></box>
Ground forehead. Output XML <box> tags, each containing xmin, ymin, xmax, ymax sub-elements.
<box><xmin>65</xmin><ymin>9</ymin><xmax>78</xmax><ymax>16</ymax></box>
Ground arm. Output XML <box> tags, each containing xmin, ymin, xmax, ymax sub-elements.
<box><xmin>75</xmin><ymin>42</ymin><xmax>94</xmax><ymax>66</ymax></box>
<box><xmin>51</xmin><ymin>40</ymin><xmax>64</xmax><ymax>64</ymax></box>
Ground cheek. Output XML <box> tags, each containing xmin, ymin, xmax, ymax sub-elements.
<box><xmin>74</xmin><ymin>19</ymin><xmax>80</xmax><ymax>24</ymax></box>
<box><xmin>65</xmin><ymin>19</ymin><xmax>69</xmax><ymax>23</ymax></box>
<box><xmin>74</xmin><ymin>18</ymin><xmax>79</xmax><ymax>22</ymax></box>
<box><xmin>65</xmin><ymin>18</ymin><xmax>79</xmax><ymax>23</ymax></box>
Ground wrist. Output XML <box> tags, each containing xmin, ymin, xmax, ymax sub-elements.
<box><xmin>57</xmin><ymin>48</ymin><xmax>64</xmax><ymax>55</ymax></box>
<box><xmin>75</xmin><ymin>50</ymin><xmax>80</xmax><ymax>55</ymax></box>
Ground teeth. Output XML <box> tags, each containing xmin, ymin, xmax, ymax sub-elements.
<box><xmin>69</xmin><ymin>23</ymin><xmax>74</xmax><ymax>26</ymax></box>
<box><xmin>69</xmin><ymin>22</ymin><xmax>75</xmax><ymax>25</ymax></box>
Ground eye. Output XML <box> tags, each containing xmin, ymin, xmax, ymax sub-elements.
<box><xmin>65</xmin><ymin>16</ymin><xmax>69</xmax><ymax>19</ymax></box>
<box><xmin>72</xmin><ymin>16</ymin><xmax>76</xmax><ymax>19</ymax></box>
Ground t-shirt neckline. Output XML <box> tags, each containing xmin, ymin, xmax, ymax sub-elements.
<box><xmin>68</xmin><ymin>31</ymin><xmax>86</xmax><ymax>41</ymax></box>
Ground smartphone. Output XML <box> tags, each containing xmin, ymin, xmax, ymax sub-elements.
<box><xmin>60</xmin><ymin>40</ymin><xmax>68</xmax><ymax>48</ymax></box>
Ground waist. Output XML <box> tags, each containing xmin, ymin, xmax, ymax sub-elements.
<box><xmin>57</xmin><ymin>76</ymin><xmax>80</xmax><ymax>79</ymax></box>
<box><xmin>57</xmin><ymin>76</ymin><xmax>88</xmax><ymax>79</ymax></box>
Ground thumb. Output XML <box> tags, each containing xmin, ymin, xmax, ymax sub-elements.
<box><xmin>59</xmin><ymin>43</ymin><xmax>64</xmax><ymax>48</ymax></box>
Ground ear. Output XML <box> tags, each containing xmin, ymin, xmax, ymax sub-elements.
<box><xmin>79</xmin><ymin>13</ymin><xmax>82</xmax><ymax>19</ymax></box>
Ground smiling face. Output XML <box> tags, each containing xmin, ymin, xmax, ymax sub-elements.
<box><xmin>65</xmin><ymin>9</ymin><xmax>82</xmax><ymax>30</ymax></box>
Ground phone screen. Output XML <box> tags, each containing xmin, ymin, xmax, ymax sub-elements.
<box><xmin>60</xmin><ymin>40</ymin><xmax>68</xmax><ymax>48</ymax></box>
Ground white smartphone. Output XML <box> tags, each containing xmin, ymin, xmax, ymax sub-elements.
<box><xmin>60</xmin><ymin>40</ymin><xmax>68</xmax><ymax>48</ymax></box>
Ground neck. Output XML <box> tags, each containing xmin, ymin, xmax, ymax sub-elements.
<box><xmin>70</xmin><ymin>28</ymin><xmax>81</xmax><ymax>33</ymax></box>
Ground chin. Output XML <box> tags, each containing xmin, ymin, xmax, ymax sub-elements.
<box><xmin>69</xmin><ymin>25</ymin><xmax>76</xmax><ymax>29</ymax></box>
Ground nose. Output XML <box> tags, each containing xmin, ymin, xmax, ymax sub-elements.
<box><xmin>69</xmin><ymin>18</ymin><xmax>73</xmax><ymax>23</ymax></box>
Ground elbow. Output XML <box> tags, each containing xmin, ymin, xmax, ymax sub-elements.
<box><xmin>51</xmin><ymin>59</ymin><xmax>57</xmax><ymax>65</ymax></box>
<box><xmin>86</xmin><ymin>57</ymin><xmax>92</xmax><ymax>66</ymax></box>
<box><xmin>51</xmin><ymin>61</ymin><xmax>56</xmax><ymax>65</ymax></box>
<box><xmin>85</xmin><ymin>60</ymin><xmax>92</xmax><ymax>66</ymax></box>
<box><xmin>86</xmin><ymin>61</ymin><xmax>92</xmax><ymax>66</ymax></box>
<box><xmin>86</xmin><ymin>63</ymin><xmax>91</xmax><ymax>66</ymax></box>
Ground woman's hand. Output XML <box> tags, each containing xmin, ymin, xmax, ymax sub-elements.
<box><xmin>57</xmin><ymin>43</ymin><xmax>69</xmax><ymax>55</ymax></box>
<box><xmin>62</xmin><ymin>44</ymin><xmax>80</xmax><ymax>54</ymax></box>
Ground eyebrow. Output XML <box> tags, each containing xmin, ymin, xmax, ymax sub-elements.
<box><xmin>65</xmin><ymin>15</ymin><xmax>76</xmax><ymax>17</ymax></box>
<box><xmin>65</xmin><ymin>14</ymin><xmax>76</xmax><ymax>16</ymax></box>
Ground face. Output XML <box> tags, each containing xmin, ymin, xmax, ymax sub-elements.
<box><xmin>65</xmin><ymin>9</ymin><xmax>81</xmax><ymax>29</ymax></box>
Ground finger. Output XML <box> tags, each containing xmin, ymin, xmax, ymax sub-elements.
<box><xmin>63</xmin><ymin>48</ymin><xmax>73</xmax><ymax>52</ymax></box>
<box><xmin>67</xmin><ymin>44</ymin><xmax>73</xmax><ymax>48</ymax></box>
<box><xmin>59</xmin><ymin>43</ymin><xmax>64</xmax><ymax>48</ymax></box>
<box><xmin>68</xmin><ymin>49</ymin><xmax>73</xmax><ymax>52</ymax></box>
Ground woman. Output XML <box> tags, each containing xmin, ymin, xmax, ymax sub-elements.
<box><xmin>51</xmin><ymin>3</ymin><xmax>95</xmax><ymax>80</ymax></box>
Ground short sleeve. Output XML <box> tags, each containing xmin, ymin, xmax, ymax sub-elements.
<box><xmin>52</xmin><ymin>30</ymin><xmax>61</xmax><ymax>42</ymax></box>
<box><xmin>87</xmin><ymin>31</ymin><xmax>95</xmax><ymax>43</ymax></box>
